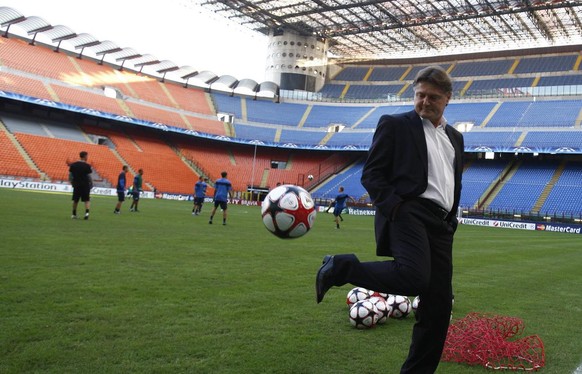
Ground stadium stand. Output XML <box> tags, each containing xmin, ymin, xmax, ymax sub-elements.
<box><xmin>487</xmin><ymin>160</ymin><xmax>560</xmax><ymax>213</ymax></box>
<box><xmin>486</xmin><ymin>100</ymin><xmax>582</xmax><ymax>128</ymax></box>
<box><xmin>460</xmin><ymin>160</ymin><xmax>509</xmax><ymax>208</ymax></box>
<box><xmin>0</xmin><ymin>72</ymin><xmax>54</xmax><ymax>101</ymax></box>
<box><xmin>14</xmin><ymin>132</ymin><xmax>122</xmax><ymax>184</ymax></box>
<box><xmin>0</xmin><ymin>129</ymin><xmax>39</xmax><ymax>179</ymax></box>
<box><xmin>2</xmin><ymin>30</ymin><xmax>582</xmax><ymax>219</ymax></box>
<box><xmin>541</xmin><ymin>162</ymin><xmax>582</xmax><ymax>215</ymax></box>
<box><xmin>451</xmin><ymin>59</ymin><xmax>514</xmax><ymax>77</ymax></box>
<box><xmin>512</xmin><ymin>54</ymin><xmax>579</xmax><ymax>74</ymax></box>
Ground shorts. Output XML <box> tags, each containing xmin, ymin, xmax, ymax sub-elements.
<box><xmin>72</xmin><ymin>186</ymin><xmax>91</xmax><ymax>202</ymax></box>
<box><xmin>194</xmin><ymin>197</ymin><xmax>204</xmax><ymax>205</ymax></box>
<box><xmin>132</xmin><ymin>191</ymin><xmax>140</xmax><ymax>201</ymax></box>
<box><xmin>333</xmin><ymin>207</ymin><xmax>344</xmax><ymax>217</ymax></box>
<box><xmin>117</xmin><ymin>191</ymin><xmax>125</xmax><ymax>202</ymax></box>
<box><xmin>214</xmin><ymin>200</ymin><xmax>228</xmax><ymax>210</ymax></box>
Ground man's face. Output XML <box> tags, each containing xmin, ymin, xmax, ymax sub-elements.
<box><xmin>414</xmin><ymin>81</ymin><xmax>451</xmax><ymax>126</ymax></box>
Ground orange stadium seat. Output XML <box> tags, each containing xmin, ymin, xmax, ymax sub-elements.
<box><xmin>49</xmin><ymin>84</ymin><xmax>127</xmax><ymax>115</ymax></box>
<box><xmin>0</xmin><ymin>38</ymin><xmax>79</xmax><ymax>80</ymax></box>
<box><xmin>0</xmin><ymin>131</ymin><xmax>40</xmax><ymax>178</ymax></box>
<box><xmin>0</xmin><ymin>72</ymin><xmax>54</xmax><ymax>101</ymax></box>
<box><xmin>125</xmin><ymin>102</ymin><xmax>190</xmax><ymax>130</ymax></box>
<box><xmin>163</xmin><ymin>83</ymin><xmax>214</xmax><ymax>115</ymax></box>
<box><xmin>15</xmin><ymin>133</ymin><xmax>125</xmax><ymax>185</ymax></box>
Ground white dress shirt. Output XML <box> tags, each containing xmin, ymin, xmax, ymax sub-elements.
<box><xmin>419</xmin><ymin>117</ymin><xmax>455</xmax><ymax>212</ymax></box>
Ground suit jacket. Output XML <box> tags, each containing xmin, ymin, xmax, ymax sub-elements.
<box><xmin>361</xmin><ymin>110</ymin><xmax>464</xmax><ymax>256</ymax></box>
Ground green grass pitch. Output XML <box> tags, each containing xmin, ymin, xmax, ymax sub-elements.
<box><xmin>1</xmin><ymin>188</ymin><xmax>581</xmax><ymax>373</ymax></box>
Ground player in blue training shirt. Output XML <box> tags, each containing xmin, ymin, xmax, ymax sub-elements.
<box><xmin>326</xmin><ymin>186</ymin><xmax>355</xmax><ymax>229</ymax></box>
<box><xmin>209</xmin><ymin>171</ymin><xmax>233</xmax><ymax>225</ymax></box>
<box><xmin>114</xmin><ymin>165</ymin><xmax>129</xmax><ymax>214</ymax></box>
<box><xmin>192</xmin><ymin>176</ymin><xmax>208</xmax><ymax>215</ymax></box>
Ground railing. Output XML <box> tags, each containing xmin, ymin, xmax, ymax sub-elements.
<box><xmin>280</xmin><ymin>85</ymin><xmax>582</xmax><ymax>103</ymax></box>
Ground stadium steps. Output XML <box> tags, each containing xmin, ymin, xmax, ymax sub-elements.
<box><xmin>532</xmin><ymin>160</ymin><xmax>567</xmax><ymax>212</ymax></box>
<box><xmin>508</xmin><ymin>58</ymin><xmax>520</xmax><ymax>74</ymax></box>
<box><xmin>397</xmin><ymin>83</ymin><xmax>410</xmax><ymax>97</ymax></box>
<box><xmin>204</xmin><ymin>93</ymin><xmax>216</xmax><ymax>115</ymax></box>
<box><xmin>480</xmin><ymin>102</ymin><xmax>503</xmax><ymax>128</ymax></box>
<box><xmin>108</xmin><ymin>147</ymin><xmax>137</xmax><ymax>176</ymax></box>
<box><xmin>477</xmin><ymin>160</ymin><xmax>521</xmax><ymax>210</ymax></box>
<box><xmin>274</xmin><ymin>128</ymin><xmax>282</xmax><ymax>142</ymax></box>
<box><xmin>180</xmin><ymin>113</ymin><xmax>195</xmax><ymax>131</ymax></box>
<box><xmin>173</xmin><ymin>149</ymin><xmax>205</xmax><ymax>178</ymax></box>
<box><xmin>298</xmin><ymin>105</ymin><xmax>312</xmax><ymax>128</ymax></box>
<box><xmin>157</xmin><ymin>82</ymin><xmax>180</xmax><ymax>109</ymax></box>
<box><xmin>309</xmin><ymin>158</ymin><xmax>361</xmax><ymax>196</ymax></box>
<box><xmin>116</xmin><ymin>99</ymin><xmax>135</xmax><ymax>118</ymax></box>
<box><xmin>575</xmin><ymin>106</ymin><xmax>582</xmax><ymax>128</ymax></box>
<box><xmin>363</xmin><ymin>67</ymin><xmax>373</xmax><ymax>81</ymax></box>
<box><xmin>240</xmin><ymin>97</ymin><xmax>248</xmax><ymax>122</ymax></box>
<box><xmin>44</xmin><ymin>83</ymin><xmax>60</xmax><ymax>102</ymax></box>
<box><xmin>459</xmin><ymin>81</ymin><xmax>473</xmax><ymax>97</ymax></box>
<box><xmin>339</xmin><ymin>83</ymin><xmax>350</xmax><ymax>99</ymax></box>
<box><xmin>260</xmin><ymin>168</ymin><xmax>270</xmax><ymax>187</ymax></box>
<box><xmin>513</xmin><ymin>131</ymin><xmax>528</xmax><ymax>147</ymax></box>
<box><xmin>351</xmin><ymin>107</ymin><xmax>378</xmax><ymax>129</ymax></box>
<box><xmin>0</xmin><ymin>121</ymin><xmax>46</xmax><ymax>180</ymax></box>
<box><xmin>223</xmin><ymin>120</ymin><xmax>235</xmax><ymax>137</ymax></box>
<box><xmin>318</xmin><ymin>132</ymin><xmax>335</xmax><ymax>146</ymax></box>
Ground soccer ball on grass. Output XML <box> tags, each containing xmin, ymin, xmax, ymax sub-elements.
<box><xmin>261</xmin><ymin>184</ymin><xmax>316</xmax><ymax>239</ymax></box>
<box><xmin>349</xmin><ymin>300</ymin><xmax>379</xmax><ymax>329</ymax></box>
<box><xmin>386</xmin><ymin>294</ymin><xmax>412</xmax><ymax>319</ymax></box>
<box><xmin>346</xmin><ymin>287</ymin><xmax>373</xmax><ymax>306</ymax></box>
<box><xmin>368</xmin><ymin>296</ymin><xmax>391</xmax><ymax>324</ymax></box>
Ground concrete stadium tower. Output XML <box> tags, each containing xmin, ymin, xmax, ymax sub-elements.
<box><xmin>264</xmin><ymin>28</ymin><xmax>329</xmax><ymax>93</ymax></box>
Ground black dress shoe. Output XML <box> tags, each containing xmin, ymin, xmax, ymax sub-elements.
<box><xmin>316</xmin><ymin>255</ymin><xmax>335</xmax><ymax>303</ymax></box>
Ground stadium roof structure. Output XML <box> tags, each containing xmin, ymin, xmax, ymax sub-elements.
<box><xmin>197</xmin><ymin>0</ymin><xmax>582</xmax><ymax>61</ymax></box>
<box><xmin>0</xmin><ymin>6</ymin><xmax>279</xmax><ymax>99</ymax></box>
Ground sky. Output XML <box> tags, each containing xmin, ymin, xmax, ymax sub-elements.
<box><xmin>1</xmin><ymin>0</ymin><xmax>269</xmax><ymax>82</ymax></box>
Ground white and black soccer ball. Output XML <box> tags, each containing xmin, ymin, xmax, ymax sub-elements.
<box><xmin>369</xmin><ymin>296</ymin><xmax>391</xmax><ymax>324</ymax></box>
<box><xmin>371</xmin><ymin>290</ymin><xmax>389</xmax><ymax>300</ymax></box>
<box><xmin>307</xmin><ymin>174</ymin><xmax>314</xmax><ymax>181</ymax></box>
<box><xmin>411</xmin><ymin>295</ymin><xmax>420</xmax><ymax>316</ymax></box>
<box><xmin>261</xmin><ymin>185</ymin><xmax>316</xmax><ymax>239</ymax></box>
<box><xmin>386</xmin><ymin>294</ymin><xmax>412</xmax><ymax>319</ymax></box>
<box><xmin>349</xmin><ymin>300</ymin><xmax>379</xmax><ymax>329</ymax></box>
<box><xmin>346</xmin><ymin>287</ymin><xmax>373</xmax><ymax>306</ymax></box>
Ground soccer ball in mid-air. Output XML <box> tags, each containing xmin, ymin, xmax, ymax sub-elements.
<box><xmin>349</xmin><ymin>300</ymin><xmax>379</xmax><ymax>329</ymax></box>
<box><xmin>386</xmin><ymin>294</ymin><xmax>412</xmax><ymax>319</ymax></box>
<box><xmin>369</xmin><ymin>296</ymin><xmax>391</xmax><ymax>324</ymax></box>
<box><xmin>346</xmin><ymin>287</ymin><xmax>373</xmax><ymax>306</ymax></box>
<box><xmin>307</xmin><ymin>174</ymin><xmax>314</xmax><ymax>181</ymax></box>
<box><xmin>261</xmin><ymin>184</ymin><xmax>316</xmax><ymax>239</ymax></box>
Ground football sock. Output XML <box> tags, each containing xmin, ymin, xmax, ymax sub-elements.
<box><xmin>72</xmin><ymin>209</ymin><xmax>77</xmax><ymax>216</ymax></box>
<box><xmin>336</xmin><ymin>223</ymin><xmax>340</xmax><ymax>229</ymax></box>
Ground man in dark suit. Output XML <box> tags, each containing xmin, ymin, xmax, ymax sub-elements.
<box><xmin>316</xmin><ymin>66</ymin><xmax>464</xmax><ymax>374</ymax></box>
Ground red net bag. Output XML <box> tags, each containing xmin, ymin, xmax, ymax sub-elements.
<box><xmin>442</xmin><ymin>312</ymin><xmax>545</xmax><ymax>371</ymax></box>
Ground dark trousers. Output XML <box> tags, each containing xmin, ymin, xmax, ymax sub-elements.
<box><xmin>332</xmin><ymin>199</ymin><xmax>455</xmax><ymax>374</ymax></box>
